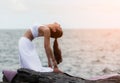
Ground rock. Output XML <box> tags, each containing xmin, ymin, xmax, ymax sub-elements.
<box><xmin>2</xmin><ymin>68</ymin><xmax>120</xmax><ymax>83</ymax></box>
<box><xmin>13</xmin><ymin>68</ymin><xmax>86</xmax><ymax>83</ymax></box>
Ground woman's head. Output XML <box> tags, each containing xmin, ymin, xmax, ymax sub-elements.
<box><xmin>48</xmin><ymin>22</ymin><xmax>63</xmax><ymax>38</ymax></box>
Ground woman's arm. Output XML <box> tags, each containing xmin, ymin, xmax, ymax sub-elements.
<box><xmin>43</xmin><ymin>28</ymin><xmax>58</xmax><ymax>68</ymax></box>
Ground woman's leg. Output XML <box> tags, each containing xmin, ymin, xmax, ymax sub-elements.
<box><xmin>18</xmin><ymin>37</ymin><xmax>53</xmax><ymax>72</ymax></box>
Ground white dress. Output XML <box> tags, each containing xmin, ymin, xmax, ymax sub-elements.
<box><xmin>18</xmin><ymin>25</ymin><xmax>53</xmax><ymax>72</ymax></box>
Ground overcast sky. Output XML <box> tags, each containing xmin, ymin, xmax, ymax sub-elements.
<box><xmin>0</xmin><ymin>0</ymin><xmax>120</xmax><ymax>29</ymax></box>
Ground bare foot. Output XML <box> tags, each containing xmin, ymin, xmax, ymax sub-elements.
<box><xmin>53</xmin><ymin>68</ymin><xmax>63</xmax><ymax>73</ymax></box>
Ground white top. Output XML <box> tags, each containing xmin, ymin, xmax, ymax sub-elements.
<box><xmin>30</xmin><ymin>25</ymin><xmax>40</xmax><ymax>38</ymax></box>
<box><xmin>30</xmin><ymin>24</ymin><xmax>48</xmax><ymax>38</ymax></box>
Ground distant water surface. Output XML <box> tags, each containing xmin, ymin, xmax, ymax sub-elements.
<box><xmin>0</xmin><ymin>29</ymin><xmax>120</xmax><ymax>81</ymax></box>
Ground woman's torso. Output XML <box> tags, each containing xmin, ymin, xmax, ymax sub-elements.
<box><xmin>23</xmin><ymin>25</ymin><xmax>44</xmax><ymax>41</ymax></box>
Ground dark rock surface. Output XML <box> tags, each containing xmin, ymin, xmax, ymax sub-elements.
<box><xmin>1</xmin><ymin>68</ymin><xmax>120</xmax><ymax>83</ymax></box>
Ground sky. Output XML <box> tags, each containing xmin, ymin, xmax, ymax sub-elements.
<box><xmin>1</xmin><ymin>0</ymin><xmax>120</xmax><ymax>29</ymax></box>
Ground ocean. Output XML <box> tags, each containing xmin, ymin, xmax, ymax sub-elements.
<box><xmin>0</xmin><ymin>29</ymin><xmax>120</xmax><ymax>81</ymax></box>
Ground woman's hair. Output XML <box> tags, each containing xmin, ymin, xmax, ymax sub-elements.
<box><xmin>53</xmin><ymin>38</ymin><xmax>62</xmax><ymax>64</ymax></box>
<box><xmin>49</xmin><ymin>23</ymin><xmax>63</xmax><ymax>64</ymax></box>
<box><xmin>50</xmin><ymin>28</ymin><xmax>63</xmax><ymax>38</ymax></box>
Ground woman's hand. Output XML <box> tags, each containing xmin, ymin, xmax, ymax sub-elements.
<box><xmin>53</xmin><ymin>59</ymin><xmax>58</xmax><ymax>68</ymax></box>
<box><xmin>48</xmin><ymin>61</ymin><xmax>52</xmax><ymax>68</ymax></box>
<box><xmin>53</xmin><ymin>60</ymin><xmax>62</xmax><ymax>73</ymax></box>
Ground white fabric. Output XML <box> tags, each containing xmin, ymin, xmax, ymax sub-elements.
<box><xmin>30</xmin><ymin>25</ymin><xmax>39</xmax><ymax>38</ymax></box>
<box><xmin>18</xmin><ymin>37</ymin><xmax>53</xmax><ymax>72</ymax></box>
<box><xmin>30</xmin><ymin>24</ymin><xmax>48</xmax><ymax>38</ymax></box>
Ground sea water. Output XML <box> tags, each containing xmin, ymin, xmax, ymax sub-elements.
<box><xmin>0</xmin><ymin>29</ymin><xmax>120</xmax><ymax>81</ymax></box>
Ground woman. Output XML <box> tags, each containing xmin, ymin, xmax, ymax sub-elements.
<box><xmin>18</xmin><ymin>22</ymin><xmax>63</xmax><ymax>73</ymax></box>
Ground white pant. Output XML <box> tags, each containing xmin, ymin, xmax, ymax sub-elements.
<box><xmin>18</xmin><ymin>37</ymin><xmax>53</xmax><ymax>72</ymax></box>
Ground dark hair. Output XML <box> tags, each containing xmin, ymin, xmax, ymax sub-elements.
<box><xmin>50</xmin><ymin>27</ymin><xmax>63</xmax><ymax>64</ymax></box>
<box><xmin>50</xmin><ymin>29</ymin><xmax>63</xmax><ymax>38</ymax></box>
<box><xmin>53</xmin><ymin>38</ymin><xmax>62</xmax><ymax>64</ymax></box>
